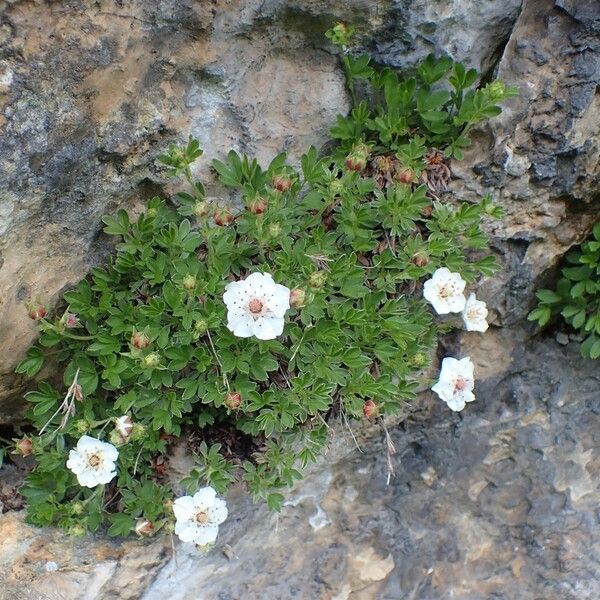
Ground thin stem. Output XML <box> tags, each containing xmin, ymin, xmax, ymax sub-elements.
<box><xmin>133</xmin><ymin>445</ymin><xmax>144</xmax><ymax>476</ymax></box>
<box><xmin>206</xmin><ymin>329</ymin><xmax>230</xmax><ymax>391</ymax></box>
<box><xmin>39</xmin><ymin>368</ymin><xmax>80</xmax><ymax>436</ymax></box>
<box><xmin>341</xmin><ymin>407</ymin><xmax>362</xmax><ymax>453</ymax></box>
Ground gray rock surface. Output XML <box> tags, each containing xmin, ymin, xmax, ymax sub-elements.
<box><xmin>1</xmin><ymin>332</ymin><xmax>598</xmax><ymax>599</ymax></box>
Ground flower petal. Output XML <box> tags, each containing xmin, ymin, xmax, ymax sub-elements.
<box><xmin>208</xmin><ymin>498</ymin><xmax>228</xmax><ymax>525</ymax></box>
<box><xmin>268</xmin><ymin>284</ymin><xmax>291</xmax><ymax>317</ymax></box>
<box><xmin>66</xmin><ymin>450</ymin><xmax>87</xmax><ymax>474</ymax></box>
<box><xmin>253</xmin><ymin>315</ymin><xmax>284</xmax><ymax>340</ymax></box>
<box><xmin>193</xmin><ymin>486</ymin><xmax>217</xmax><ymax>510</ymax></box>
<box><xmin>76</xmin><ymin>435</ymin><xmax>100</xmax><ymax>452</ymax></box>
<box><xmin>76</xmin><ymin>469</ymin><xmax>102</xmax><ymax>488</ymax></box>
<box><xmin>445</xmin><ymin>394</ymin><xmax>467</xmax><ymax>412</ymax></box>
<box><xmin>228</xmin><ymin>314</ymin><xmax>255</xmax><ymax>338</ymax></box>
<box><xmin>100</xmin><ymin>441</ymin><xmax>119</xmax><ymax>462</ymax></box>
<box><xmin>194</xmin><ymin>524</ymin><xmax>219</xmax><ymax>546</ymax></box>
<box><xmin>447</xmin><ymin>293</ymin><xmax>466</xmax><ymax>313</ymax></box>
<box><xmin>175</xmin><ymin>521</ymin><xmax>200</xmax><ymax>543</ymax></box>
<box><xmin>173</xmin><ymin>495</ymin><xmax>196</xmax><ymax>522</ymax></box>
<box><xmin>95</xmin><ymin>468</ymin><xmax>117</xmax><ymax>485</ymax></box>
<box><xmin>431</xmin><ymin>380</ymin><xmax>454</xmax><ymax>402</ymax></box>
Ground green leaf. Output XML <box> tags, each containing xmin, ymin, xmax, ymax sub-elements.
<box><xmin>15</xmin><ymin>347</ymin><xmax>45</xmax><ymax>377</ymax></box>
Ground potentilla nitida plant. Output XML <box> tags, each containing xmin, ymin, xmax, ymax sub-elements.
<box><xmin>14</xmin><ymin>25</ymin><xmax>515</xmax><ymax>544</ymax></box>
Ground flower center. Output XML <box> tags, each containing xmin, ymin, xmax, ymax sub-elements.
<box><xmin>467</xmin><ymin>308</ymin><xmax>481</xmax><ymax>320</ymax></box>
<box><xmin>88</xmin><ymin>453</ymin><xmax>101</xmax><ymax>468</ymax></box>
<box><xmin>248</xmin><ymin>298</ymin><xmax>264</xmax><ymax>315</ymax></box>
<box><xmin>438</xmin><ymin>285</ymin><xmax>452</xmax><ymax>299</ymax></box>
<box><xmin>454</xmin><ymin>377</ymin><xmax>467</xmax><ymax>391</ymax></box>
<box><xmin>195</xmin><ymin>510</ymin><xmax>210</xmax><ymax>525</ymax></box>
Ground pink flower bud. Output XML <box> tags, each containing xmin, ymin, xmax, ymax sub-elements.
<box><xmin>248</xmin><ymin>196</ymin><xmax>268</xmax><ymax>215</ymax></box>
<box><xmin>15</xmin><ymin>437</ymin><xmax>33</xmax><ymax>457</ymax></box>
<box><xmin>27</xmin><ymin>303</ymin><xmax>47</xmax><ymax>320</ymax></box>
<box><xmin>135</xmin><ymin>519</ymin><xmax>154</xmax><ymax>537</ymax></box>
<box><xmin>131</xmin><ymin>331</ymin><xmax>151</xmax><ymax>350</ymax></box>
<box><xmin>225</xmin><ymin>391</ymin><xmax>242</xmax><ymax>410</ymax></box>
<box><xmin>272</xmin><ymin>175</ymin><xmax>292</xmax><ymax>192</ymax></box>
<box><xmin>213</xmin><ymin>207</ymin><xmax>234</xmax><ymax>226</ymax></box>
<box><xmin>65</xmin><ymin>313</ymin><xmax>79</xmax><ymax>328</ymax></box>
<box><xmin>289</xmin><ymin>288</ymin><xmax>306</xmax><ymax>309</ymax></box>
<box><xmin>363</xmin><ymin>400</ymin><xmax>379</xmax><ymax>419</ymax></box>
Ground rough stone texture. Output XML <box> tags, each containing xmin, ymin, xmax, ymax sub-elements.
<box><xmin>1</xmin><ymin>333</ymin><xmax>599</xmax><ymax>599</ymax></box>
<box><xmin>451</xmin><ymin>0</ymin><xmax>600</xmax><ymax>325</ymax></box>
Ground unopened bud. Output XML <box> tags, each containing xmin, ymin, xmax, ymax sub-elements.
<box><xmin>27</xmin><ymin>302</ymin><xmax>47</xmax><ymax>321</ymax></box>
<box><xmin>131</xmin><ymin>331</ymin><xmax>151</xmax><ymax>350</ymax></box>
<box><xmin>345</xmin><ymin>143</ymin><xmax>370</xmax><ymax>173</ymax></box>
<box><xmin>147</xmin><ymin>207</ymin><xmax>158</xmax><ymax>218</ymax></box>
<box><xmin>329</xmin><ymin>179</ymin><xmax>345</xmax><ymax>196</ymax></box>
<box><xmin>194</xmin><ymin>319</ymin><xmax>208</xmax><ymax>335</ymax></box>
<box><xmin>272</xmin><ymin>175</ymin><xmax>292</xmax><ymax>193</ymax></box>
<box><xmin>363</xmin><ymin>400</ymin><xmax>379</xmax><ymax>419</ymax></box>
<box><xmin>135</xmin><ymin>519</ymin><xmax>155</xmax><ymax>537</ymax></box>
<box><xmin>65</xmin><ymin>313</ymin><xmax>79</xmax><ymax>328</ymax></box>
<box><xmin>193</xmin><ymin>201</ymin><xmax>209</xmax><ymax>219</ymax></box>
<box><xmin>14</xmin><ymin>437</ymin><xmax>33</xmax><ymax>457</ymax></box>
<box><xmin>164</xmin><ymin>521</ymin><xmax>176</xmax><ymax>534</ymax></box>
<box><xmin>487</xmin><ymin>80</ymin><xmax>506</xmax><ymax>101</ymax></box>
<box><xmin>74</xmin><ymin>419</ymin><xmax>90</xmax><ymax>434</ymax></box>
<box><xmin>143</xmin><ymin>353</ymin><xmax>161</xmax><ymax>369</ymax></box>
<box><xmin>114</xmin><ymin>415</ymin><xmax>133</xmax><ymax>442</ymax></box>
<box><xmin>268</xmin><ymin>223</ymin><xmax>281</xmax><ymax>238</ymax></box>
<box><xmin>308</xmin><ymin>271</ymin><xmax>327</xmax><ymax>290</ymax></box>
<box><xmin>224</xmin><ymin>391</ymin><xmax>242</xmax><ymax>410</ymax></box>
<box><xmin>289</xmin><ymin>288</ymin><xmax>306</xmax><ymax>309</ymax></box>
<box><xmin>182</xmin><ymin>275</ymin><xmax>197</xmax><ymax>291</ymax></box>
<box><xmin>213</xmin><ymin>207</ymin><xmax>234</xmax><ymax>226</ymax></box>
<box><xmin>71</xmin><ymin>501</ymin><xmax>85</xmax><ymax>516</ymax></box>
<box><xmin>130</xmin><ymin>422</ymin><xmax>146</xmax><ymax>441</ymax></box>
<box><xmin>69</xmin><ymin>524</ymin><xmax>86</xmax><ymax>537</ymax></box>
<box><xmin>72</xmin><ymin>384</ymin><xmax>83</xmax><ymax>402</ymax></box>
<box><xmin>396</xmin><ymin>168</ymin><xmax>415</xmax><ymax>184</ymax></box>
<box><xmin>412</xmin><ymin>352</ymin><xmax>429</xmax><ymax>368</ymax></box>
<box><xmin>248</xmin><ymin>196</ymin><xmax>268</xmax><ymax>215</ymax></box>
<box><xmin>411</xmin><ymin>252</ymin><xmax>429</xmax><ymax>268</ymax></box>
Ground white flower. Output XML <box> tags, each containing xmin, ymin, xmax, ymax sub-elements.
<box><xmin>423</xmin><ymin>267</ymin><xmax>467</xmax><ymax>314</ymax></box>
<box><xmin>462</xmin><ymin>293</ymin><xmax>489</xmax><ymax>332</ymax></box>
<box><xmin>66</xmin><ymin>435</ymin><xmax>118</xmax><ymax>488</ymax></box>
<box><xmin>173</xmin><ymin>486</ymin><xmax>228</xmax><ymax>546</ymax></box>
<box><xmin>431</xmin><ymin>356</ymin><xmax>475</xmax><ymax>412</ymax></box>
<box><xmin>223</xmin><ymin>272</ymin><xmax>290</xmax><ymax>340</ymax></box>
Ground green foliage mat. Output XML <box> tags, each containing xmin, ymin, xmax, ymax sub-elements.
<box><xmin>14</xmin><ymin>25</ymin><xmax>515</xmax><ymax>537</ymax></box>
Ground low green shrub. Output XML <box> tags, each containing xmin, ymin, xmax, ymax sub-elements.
<box><xmin>529</xmin><ymin>222</ymin><xmax>600</xmax><ymax>358</ymax></box>
<box><xmin>13</xmin><ymin>25</ymin><xmax>514</xmax><ymax>540</ymax></box>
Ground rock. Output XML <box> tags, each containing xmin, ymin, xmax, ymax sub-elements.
<box><xmin>451</xmin><ymin>0</ymin><xmax>600</xmax><ymax>325</ymax></box>
<box><xmin>1</xmin><ymin>334</ymin><xmax>599</xmax><ymax>599</ymax></box>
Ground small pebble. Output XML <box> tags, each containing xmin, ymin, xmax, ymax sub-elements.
<box><xmin>45</xmin><ymin>561</ymin><xmax>59</xmax><ymax>572</ymax></box>
<box><xmin>556</xmin><ymin>333</ymin><xmax>569</xmax><ymax>346</ymax></box>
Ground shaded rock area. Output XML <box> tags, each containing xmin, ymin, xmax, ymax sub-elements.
<box><xmin>1</xmin><ymin>0</ymin><xmax>599</xmax><ymax>419</ymax></box>
<box><xmin>1</xmin><ymin>332</ymin><xmax>599</xmax><ymax>599</ymax></box>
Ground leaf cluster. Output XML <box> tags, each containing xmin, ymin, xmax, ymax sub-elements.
<box><xmin>528</xmin><ymin>223</ymin><xmax>600</xmax><ymax>358</ymax></box>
